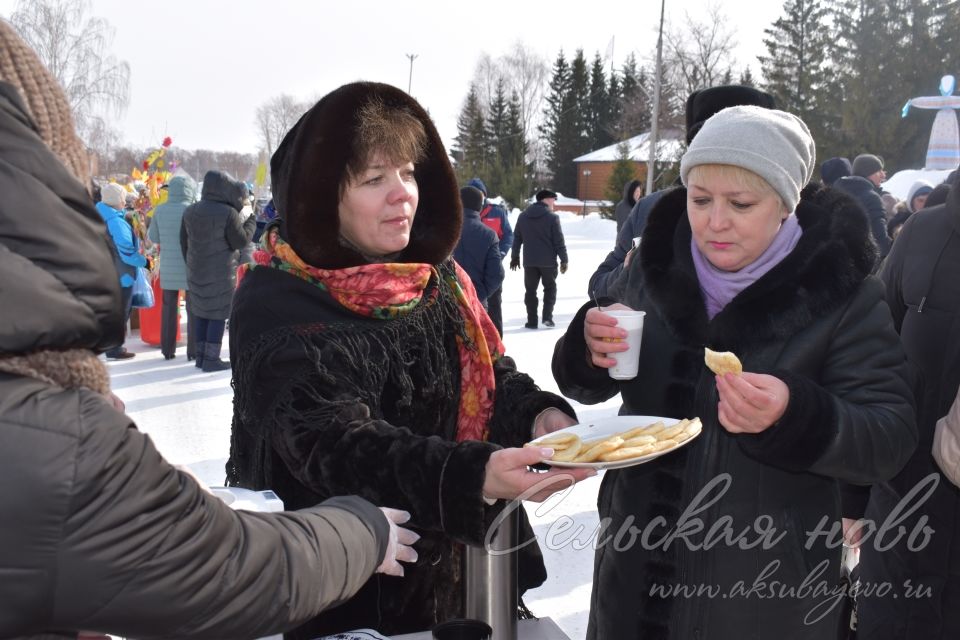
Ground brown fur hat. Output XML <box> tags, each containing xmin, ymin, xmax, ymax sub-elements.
<box><xmin>270</xmin><ymin>81</ymin><xmax>461</xmax><ymax>269</ymax></box>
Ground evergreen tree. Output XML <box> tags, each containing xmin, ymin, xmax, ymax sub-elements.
<box><xmin>485</xmin><ymin>79</ymin><xmax>511</xmax><ymax>196</ymax></box>
<box><xmin>826</xmin><ymin>0</ymin><xmax>903</xmax><ymax>163</ymax></box>
<box><xmin>759</xmin><ymin>0</ymin><xmax>837</xmax><ymax>157</ymax></box>
<box><xmin>616</xmin><ymin>54</ymin><xmax>650</xmax><ymax>139</ymax></box>
<box><xmin>588</xmin><ymin>52</ymin><xmax>614</xmax><ymax>150</ymax></box>
<box><xmin>500</xmin><ymin>91</ymin><xmax>530</xmax><ymax>207</ymax></box>
<box><xmin>739</xmin><ymin>67</ymin><xmax>757</xmax><ymax>87</ymax></box>
<box><xmin>452</xmin><ymin>84</ymin><xmax>489</xmax><ymax>183</ymax></box>
<box><xmin>541</xmin><ymin>50</ymin><xmax>580</xmax><ymax>194</ymax></box>
<box><xmin>570</xmin><ymin>49</ymin><xmax>592</xmax><ymax>159</ymax></box>
<box><xmin>607</xmin><ymin>70</ymin><xmax>623</xmax><ymax>139</ymax></box>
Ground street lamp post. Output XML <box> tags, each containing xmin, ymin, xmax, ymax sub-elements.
<box><xmin>406</xmin><ymin>53</ymin><xmax>418</xmax><ymax>94</ymax></box>
<box><xmin>582</xmin><ymin>169</ymin><xmax>592</xmax><ymax>216</ymax></box>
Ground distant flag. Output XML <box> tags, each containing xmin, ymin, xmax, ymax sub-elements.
<box><xmin>254</xmin><ymin>161</ymin><xmax>268</xmax><ymax>188</ymax></box>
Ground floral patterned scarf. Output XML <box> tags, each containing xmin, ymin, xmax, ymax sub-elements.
<box><xmin>253</xmin><ymin>236</ymin><xmax>504</xmax><ymax>442</ymax></box>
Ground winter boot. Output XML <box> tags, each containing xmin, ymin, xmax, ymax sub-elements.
<box><xmin>201</xmin><ymin>342</ymin><xmax>231</xmax><ymax>372</ymax></box>
<box><xmin>194</xmin><ymin>341</ymin><xmax>206</xmax><ymax>369</ymax></box>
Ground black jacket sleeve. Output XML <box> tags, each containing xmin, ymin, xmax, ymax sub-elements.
<box><xmin>736</xmin><ymin>278</ymin><xmax>917</xmax><ymax>483</ymax></box>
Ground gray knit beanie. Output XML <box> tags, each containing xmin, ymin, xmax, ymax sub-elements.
<box><xmin>680</xmin><ymin>105</ymin><xmax>816</xmax><ymax>213</ymax></box>
<box><xmin>852</xmin><ymin>153</ymin><xmax>884</xmax><ymax>178</ymax></box>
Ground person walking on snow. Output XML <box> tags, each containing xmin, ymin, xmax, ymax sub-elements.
<box><xmin>511</xmin><ymin>189</ymin><xmax>568</xmax><ymax>329</ymax></box>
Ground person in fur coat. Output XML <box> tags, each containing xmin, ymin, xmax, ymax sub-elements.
<box><xmin>226</xmin><ymin>81</ymin><xmax>595</xmax><ymax>638</ymax></box>
<box><xmin>552</xmin><ymin>106</ymin><xmax>917</xmax><ymax>639</ymax></box>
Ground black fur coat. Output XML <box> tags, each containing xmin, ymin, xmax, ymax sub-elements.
<box><xmin>553</xmin><ymin>184</ymin><xmax>917</xmax><ymax>640</ymax></box>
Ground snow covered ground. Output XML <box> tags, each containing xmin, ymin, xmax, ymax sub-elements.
<box><xmin>109</xmin><ymin>209</ymin><xmax>622</xmax><ymax>640</ymax></box>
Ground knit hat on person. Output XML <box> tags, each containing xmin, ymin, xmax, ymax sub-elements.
<box><xmin>852</xmin><ymin>154</ymin><xmax>884</xmax><ymax>178</ymax></box>
<box><xmin>101</xmin><ymin>183</ymin><xmax>127</xmax><ymax>209</ymax></box>
<box><xmin>460</xmin><ymin>185</ymin><xmax>484</xmax><ymax>212</ymax></box>
<box><xmin>467</xmin><ymin>177</ymin><xmax>488</xmax><ymax>196</ymax></box>
<box><xmin>820</xmin><ymin>157</ymin><xmax>852</xmax><ymax>186</ymax></box>
<box><xmin>536</xmin><ymin>189</ymin><xmax>558</xmax><ymax>201</ymax></box>
<box><xmin>0</xmin><ymin>19</ymin><xmax>90</xmax><ymax>187</ymax></box>
<box><xmin>907</xmin><ymin>180</ymin><xmax>934</xmax><ymax>212</ymax></box>
<box><xmin>680</xmin><ymin>105</ymin><xmax>816</xmax><ymax>213</ymax></box>
<box><xmin>684</xmin><ymin>85</ymin><xmax>777</xmax><ymax>144</ymax></box>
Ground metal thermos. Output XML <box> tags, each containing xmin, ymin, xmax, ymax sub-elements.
<box><xmin>464</xmin><ymin>503</ymin><xmax>519</xmax><ymax>639</ymax></box>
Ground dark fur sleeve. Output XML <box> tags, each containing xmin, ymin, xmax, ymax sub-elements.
<box><xmin>551</xmin><ymin>299</ymin><xmax>621</xmax><ymax>405</ymax></box>
<box><xmin>269</xmin><ymin>374</ymin><xmax>498</xmax><ymax>543</ymax></box>
<box><xmin>487</xmin><ymin>355</ymin><xmax>576</xmax><ymax>449</ymax></box>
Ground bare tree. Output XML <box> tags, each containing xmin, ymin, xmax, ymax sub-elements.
<box><xmin>254</xmin><ymin>94</ymin><xmax>309</xmax><ymax>157</ymax></box>
<box><xmin>10</xmin><ymin>0</ymin><xmax>130</xmax><ymax>143</ymax></box>
<box><xmin>662</xmin><ymin>3</ymin><xmax>737</xmax><ymax>97</ymax></box>
<box><xmin>501</xmin><ymin>41</ymin><xmax>549</xmax><ymax>140</ymax></box>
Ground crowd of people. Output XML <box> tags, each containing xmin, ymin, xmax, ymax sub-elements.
<box><xmin>2</xmin><ymin>13</ymin><xmax>959</xmax><ymax>640</ymax></box>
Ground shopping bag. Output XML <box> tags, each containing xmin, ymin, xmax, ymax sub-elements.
<box><xmin>131</xmin><ymin>267</ymin><xmax>155</xmax><ymax>308</ymax></box>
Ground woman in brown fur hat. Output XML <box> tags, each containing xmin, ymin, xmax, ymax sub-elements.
<box><xmin>0</xmin><ymin>19</ymin><xmax>416</xmax><ymax>638</ymax></box>
<box><xmin>226</xmin><ymin>81</ymin><xmax>595</xmax><ymax>637</ymax></box>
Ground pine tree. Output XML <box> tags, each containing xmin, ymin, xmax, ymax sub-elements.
<box><xmin>452</xmin><ymin>84</ymin><xmax>489</xmax><ymax>183</ymax></box>
<box><xmin>826</xmin><ymin>0</ymin><xmax>903</xmax><ymax>163</ymax></box>
<box><xmin>616</xmin><ymin>54</ymin><xmax>650</xmax><ymax>139</ymax></box>
<box><xmin>500</xmin><ymin>91</ymin><xmax>530</xmax><ymax>207</ymax></box>
<box><xmin>485</xmin><ymin>79</ymin><xmax>510</xmax><ymax>196</ymax></box>
<box><xmin>588</xmin><ymin>52</ymin><xmax>614</xmax><ymax>150</ymax></box>
<box><xmin>541</xmin><ymin>50</ymin><xmax>580</xmax><ymax>194</ymax></box>
<box><xmin>570</xmin><ymin>49</ymin><xmax>592</xmax><ymax>159</ymax></box>
<box><xmin>739</xmin><ymin>67</ymin><xmax>757</xmax><ymax>87</ymax></box>
<box><xmin>759</xmin><ymin>0</ymin><xmax>837</xmax><ymax>157</ymax></box>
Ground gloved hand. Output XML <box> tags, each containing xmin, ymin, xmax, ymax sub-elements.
<box><xmin>560</xmin><ymin>262</ymin><xmax>568</xmax><ymax>274</ymax></box>
<box><xmin>510</xmin><ymin>259</ymin><xmax>520</xmax><ymax>271</ymax></box>
<box><xmin>376</xmin><ymin>507</ymin><xmax>420</xmax><ymax>577</ymax></box>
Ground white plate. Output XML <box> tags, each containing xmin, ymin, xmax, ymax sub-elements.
<box><xmin>528</xmin><ymin>415</ymin><xmax>700</xmax><ymax>470</ymax></box>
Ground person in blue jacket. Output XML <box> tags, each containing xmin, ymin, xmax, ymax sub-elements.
<box><xmin>95</xmin><ymin>182</ymin><xmax>147</xmax><ymax>360</ymax></box>
<box><xmin>453</xmin><ymin>185</ymin><xmax>504</xmax><ymax>305</ymax></box>
<box><xmin>467</xmin><ymin>177</ymin><xmax>512</xmax><ymax>336</ymax></box>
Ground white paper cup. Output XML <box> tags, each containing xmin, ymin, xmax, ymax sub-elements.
<box><xmin>632</xmin><ymin>236</ymin><xmax>642</xmax><ymax>249</ymax></box>
<box><xmin>606</xmin><ymin>310</ymin><xmax>645</xmax><ymax>380</ymax></box>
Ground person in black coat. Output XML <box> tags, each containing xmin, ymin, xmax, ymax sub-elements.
<box><xmin>614</xmin><ymin>179</ymin><xmax>642</xmax><ymax>234</ymax></box>
<box><xmin>833</xmin><ymin>153</ymin><xmax>892</xmax><ymax>260</ymax></box>
<box><xmin>856</xmin><ymin>183</ymin><xmax>960</xmax><ymax>640</ymax></box>
<box><xmin>453</xmin><ymin>185</ymin><xmax>504</xmax><ymax>304</ymax></box>
<box><xmin>553</xmin><ymin>106</ymin><xmax>916</xmax><ymax>640</ymax></box>
<box><xmin>510</xmin><ymin>189</ymin><xmax>568</xmax><ymax>328</ymax></box>
<box><xmin>180</xmin><ymin>170</ymin><xmax>255</xmax><ymax>371</ymax></box>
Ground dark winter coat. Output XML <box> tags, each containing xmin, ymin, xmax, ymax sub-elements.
<box><xmin>454</xmin><ymin>206</ymin><xmax>504</xmax><ymax>302</ymax></box>
<box><xmin>0</xmin><ymin>80</ymin><xmax>387</xmax><ymax>639</ymax></box>
<box><xmin>857</xmin><ymin>185</ymin><xmax>960</xmax><ymax>640</ymax></box>
<box><xmin>180</xmin><ymin>170</ymin><xmax>254</xmax><ymax>319</ymax></box>
<box><xmin>553</xmin><ymin>184</ymin><xmax>917</xmax><ymax>640</ymax></box>
<box><xmin>834</xmin><ymin>175</ymin><xmax>892</xmax><ymax>260</ymax></box>
<box><xmin>511</xmin><ymin>201</ymin><xmax>568</xmax><ymax>268</ymax></box>
<box><xmin>148</xmin><ymin>174</ymin><xmax>197</xmax><ymax>291</ymax></box>
<box><xmin>227</xmin><ymin>82</ymin><xmax>573</xmax><ymax>638</ymax></box>
<box><xmin>614</xmin><ymin>178</ymin><xmax>642</xmax><ymax>234</ymax></box>
<box><xmin>588</xmin><ymin>188</ymin><xmax>670</xmax><ymax>297</ymax></box>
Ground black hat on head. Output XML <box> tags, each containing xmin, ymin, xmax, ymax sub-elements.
<box><xmin>460</xmin><ymin>185</ymin><xmax>484</xmax><ymax>212</ymax></box>
<box><xmin>685</xmin><ymin>85</ymin><xmax>777</xmax><ymax>144</ymax></box>
<box><xmin>820</xmin><ymin>157</ymin><xmax>852</xmax><ymax>186</ymax></box>
<box><xmin>536</xmin><ymin>189</ymin><xmax>558</xmax><ymax>201</ymax></box>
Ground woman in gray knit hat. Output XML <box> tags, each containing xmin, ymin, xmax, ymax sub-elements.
<box><xmin>0</xmin><ymin>18</ymin><xmax>416</xmax><ymax>639</ymax></box>
<box><xmin>553</xmin><ymin>105</ymin><xmax>917</xmax><ymax>639</ymax></box>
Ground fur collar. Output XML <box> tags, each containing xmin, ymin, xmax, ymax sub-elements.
<box><xmin>270</xmin><ymin>82</ymin><xmax>461</xmax><ymax>269</ymax></box>
<box><xmin>639</xmin><ymin>183</ymin><xmax>877</xmax><ymax>351</ymax></box>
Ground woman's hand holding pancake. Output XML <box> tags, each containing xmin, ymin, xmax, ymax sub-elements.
<box><xmin>716</xmin><ymin>372</ymin><xmax>789</xmax><ymax>434</ymax></box>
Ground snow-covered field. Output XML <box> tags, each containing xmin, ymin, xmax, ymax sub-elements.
<box><xmin>111</xmin><ymin>209</ymin><xmax>622</xmax><ymax>640</ymax></box>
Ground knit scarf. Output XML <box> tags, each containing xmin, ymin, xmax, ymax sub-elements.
<box><xmin>691</xmin><ymin>214</ymin><xmax>802</xmax><ymax>320</ymax></box>
<box><xmin>256</xmin><ymin>237</ymin><xmax>504</xmax><ymax>442</ymax></box>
